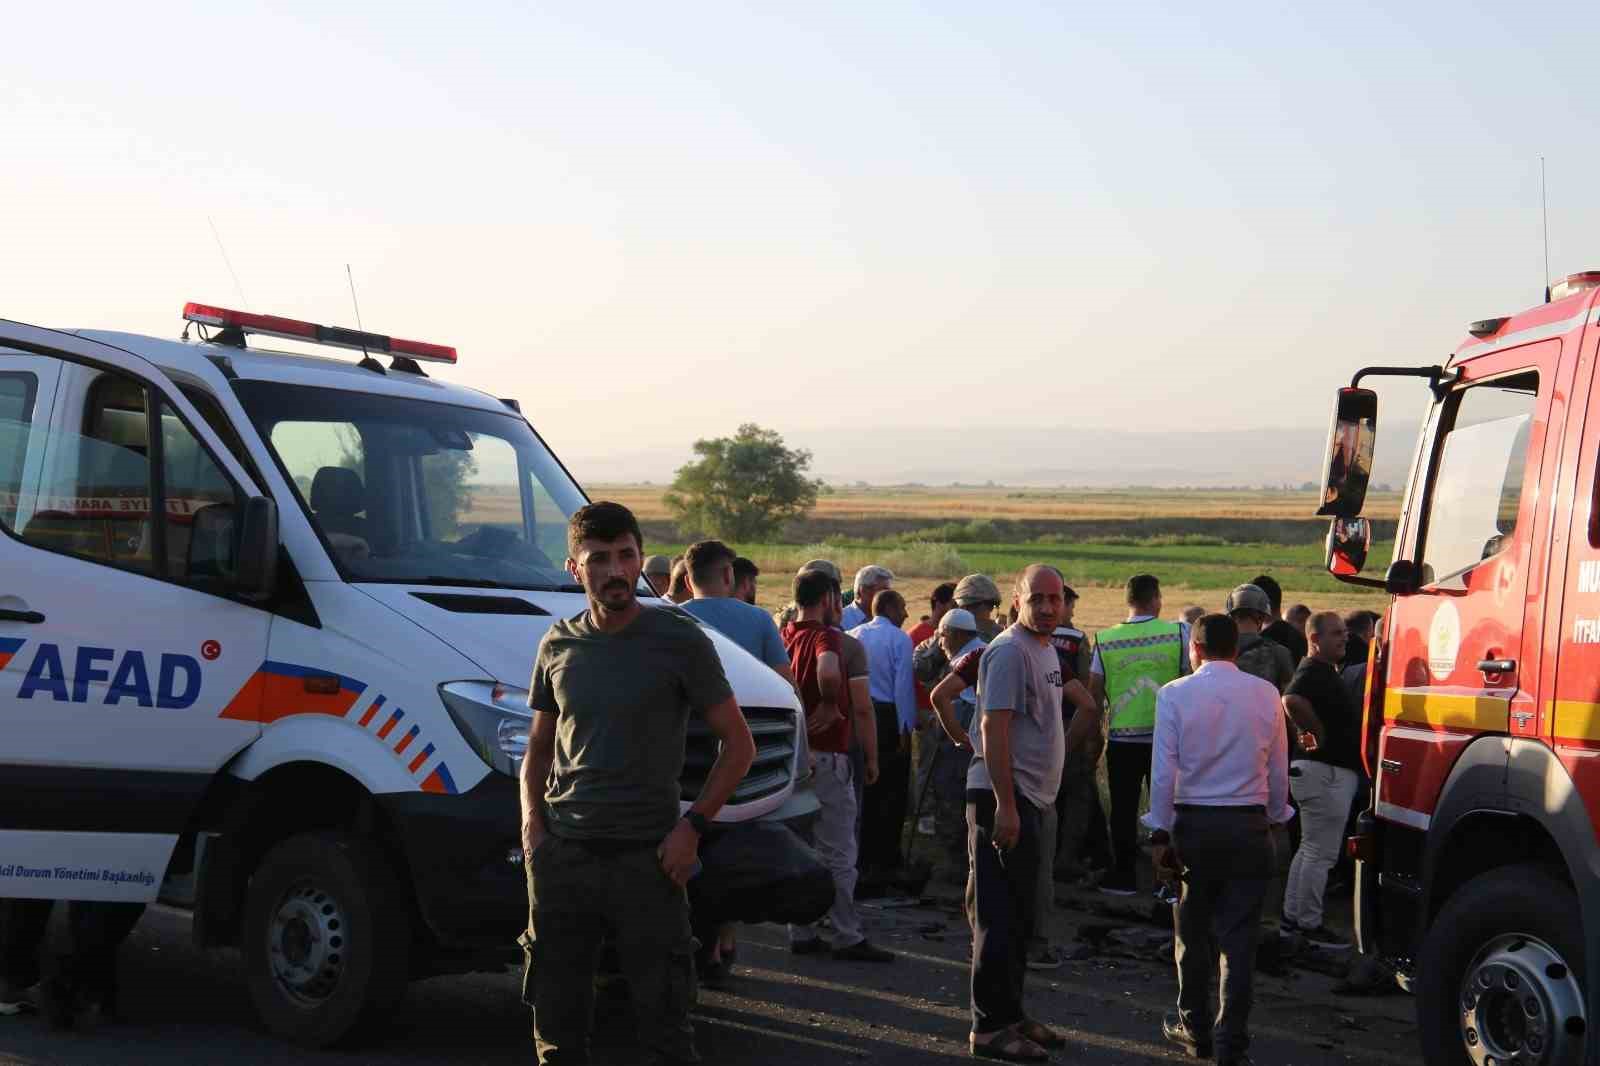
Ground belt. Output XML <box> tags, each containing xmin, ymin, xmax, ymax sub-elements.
<box><xmin>1174</xmin><ymin>803</ymin><xmax>1265</xmax><ymax>813</ymax></box>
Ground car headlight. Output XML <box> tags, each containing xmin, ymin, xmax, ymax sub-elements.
<box><xmin>439</xmin><ymin>681</ymin><xmax>531</xmax><ymax>777</ymax></box>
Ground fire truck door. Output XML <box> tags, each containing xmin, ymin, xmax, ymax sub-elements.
<box><xmin>1378</xmin><ymin>349</ymin><xmax>1551</xmax><ymax>829</ymax></box>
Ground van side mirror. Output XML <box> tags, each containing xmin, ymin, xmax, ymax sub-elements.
<box><xmin>1325</xmin><ymin>517</ymin><xmax>1371</xmax><ymax>577</ymax></box>
<box><xmin>1385</xmin><ymin>559</ymin><xmax>1421</xmax><ymax>596</ymax></box>
<box><xmin>1317</xmin><ymin>388</ymin><xmax>1377</xmax><ymax>518</ymax></box>
<box><xmin>236</xmin><ymin>496</ymin><xmax>279</xmax><ymax>601</ymax></box>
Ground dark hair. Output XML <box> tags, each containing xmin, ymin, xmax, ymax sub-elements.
<box><xmin>685</xmin><ymin>539</ymin><xmax>737</xmax><ymax>586</ymax></box>
<box><xmin>875</xmin><ymin>589</ymin><xmax>906</xmax><ymax>616</ymax></box>
<box><xmin>1126</xmin><ymin>573</ymin><xmax>1161</xmax><ymax>607</ymax></box>
<box><xmin>732</xmin><ymin>556</ymin><xmax>760</xmax><ymax>584</ymax></box>
<box><xmin>1250</xmin><ymin>574</ymin><xmax>1283</xmax><ymax>613</ymax></box>
<box><xmin>794</xmin><ymin>567</ymin><xmax>835</xmax><ymax>608</ymax></box>
<box><xmin>1062</xmin><ymin>584</ymin><xmax>1079</xmax><ymax>603</ymax></box>
<box><xmin>567</xmin><ymin>501</ymin><xmax>643</xmax><ymax>558</ymax></box>
<box><xmin>1193</xmin><ymin>613</ymin><xmax>1239</xmax><ymax>659</ymax></box>
<box><xmin>931</xmin><ymin>581</ymin><xmax>957</xmax><ymax>608</ymax></box>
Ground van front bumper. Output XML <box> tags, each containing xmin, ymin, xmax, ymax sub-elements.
<box><xmin>377</xmin><ymin>774</ymin><xmax>526</xmax><ymax>951</ymax></box>
<box><xmin>379</xmin><ymin>774</ymin><xmax>821</xmax><ymax>953</ymax></box>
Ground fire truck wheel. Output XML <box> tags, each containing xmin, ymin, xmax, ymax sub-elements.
<box><xmin>242</xmin><ymin>831</ymin><xmax>411</xmax><ymax>1048</ymax></box>
<box><xmin>1417</xmin><ymin>864</ymin><xmax>1585</xmax><ymax>1066</ymax></box>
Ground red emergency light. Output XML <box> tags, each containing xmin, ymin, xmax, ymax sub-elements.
<box><xmin>182</xmin><ymin>302</ymin><xmax>457</xmax><ymax>365</ymax></box>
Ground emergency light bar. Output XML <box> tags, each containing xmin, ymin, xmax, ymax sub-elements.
<box><xmin>182</xmin><ymin>302</ymin><xmax>457</xmax><ymax>364</ymax></box>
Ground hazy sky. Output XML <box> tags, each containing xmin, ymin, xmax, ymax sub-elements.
<box><xmin>3</xmin><ymin>2</ymin><xmax>1592</xmax><ymax>483</ymax></box>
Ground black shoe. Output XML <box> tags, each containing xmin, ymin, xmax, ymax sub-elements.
<box><xmin>1162</xmin><ymin>1011</ymin><xmax>1213</xmax><ymax>1058</ymax></box>
<box><xmin>1297</xmin><ymin>924</ymin><xmax>1352</xmax><ymax>950</ymax></box>
<box><xmin>833</xmin><ymin>939</ymin><xmax>895</xmax><ymax>962</ymax></box>
<box><xmin>695</xmin><ymin>955</ymin><xmax>728</xmax><ymax>990</ymax></box>
<box><xmin>1098</xmin><ymin>870</ymin><xmax>1138</xmax><ymax>896</ymax></box>
<box><xmin>790</xmin><ymin>937</ymin><xmax>827</xmax><ymax>955</ymax></box>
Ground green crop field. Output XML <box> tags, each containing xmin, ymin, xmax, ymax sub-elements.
<box><xmin>595</xmin><ymin>481</ymin><xmax>1397</xmax><ymax>629</ymax></box>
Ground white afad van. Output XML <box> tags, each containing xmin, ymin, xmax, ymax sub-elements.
<box><xmin>0</xmin><ymin>305</ymin><xmax>816</xmax><ymax>1046</ymax></box>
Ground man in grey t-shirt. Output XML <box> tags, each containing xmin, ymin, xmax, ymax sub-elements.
<box><xmin>965</xmin><ymin>565</ymin><xmax>1069</xmax><ymax>1060</ymax></box>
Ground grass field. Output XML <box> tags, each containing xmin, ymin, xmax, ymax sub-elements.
<box><xmin>585</xmin><ymin>483</ymin><xmax>1394</xmax><ymax>630</ymax></box>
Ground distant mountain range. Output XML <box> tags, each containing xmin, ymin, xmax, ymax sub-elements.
<box><xmin>566</xmin><ymin>421</ymin><xmax>1420</xmax><ymax>491</ymax></box>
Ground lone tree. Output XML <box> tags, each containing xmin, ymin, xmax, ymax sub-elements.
<box><xmin>665</xmin><ymin>423</ymin><xmax>820</xmax><ymax>541</ymax></box>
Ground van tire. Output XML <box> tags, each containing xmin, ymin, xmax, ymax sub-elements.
<box><xmin>1416</xmin><ymin>864</ymin><xmax>1586</xmax><ymax>1066</ymax></box>
<box><xmin>242</xmin><ymin>831</ymin><xmax>410</xmax><ymax>1048</ymax></box>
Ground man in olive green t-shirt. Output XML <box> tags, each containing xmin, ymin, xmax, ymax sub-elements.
<box><xmin>520</xmin><ymin>502</ymin><xmax>755</xmax><ymax>1065</ymax></box>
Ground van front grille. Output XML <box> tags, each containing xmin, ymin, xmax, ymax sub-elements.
<box><xmin>681</xmin><ymin>705</ymin><xmax>796</xmax><ymax>805</ymax></box>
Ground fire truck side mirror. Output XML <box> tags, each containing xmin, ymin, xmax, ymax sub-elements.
<box><xmin>1325</xmin><ymin>516</ymin><xmax>1371</xmax><ymax>577</ymax></box>
<box><xmin>1317</xmin><ymin>388</ymin><xmax>1377</xmax><ymax>519</ymax></box>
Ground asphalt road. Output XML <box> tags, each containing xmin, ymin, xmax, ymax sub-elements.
<box><xmin>0</xmin><ymin>887</ymin><xmax>1420</xmax><ymax>1065</ymax></box>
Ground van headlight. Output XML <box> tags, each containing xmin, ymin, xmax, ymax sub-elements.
<box><xmin>439</xmin><ymin>681</ymin><xmax>531</xmax><ymax>777</ymax></box>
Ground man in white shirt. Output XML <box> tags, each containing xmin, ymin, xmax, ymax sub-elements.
<box><xmin>1145</xmin><ymin>613</ymin><xmax>1291</xmax><ymax>1066</ymax></box>
<box><xmin>840</xmin><ymin>564</ymin><xmax>894</xmax><ymax>631</ymax></box>
<box><xmin>850</xmin><ymin>589</ymin><xmax>918</xmax><ymax>878</ymax></box>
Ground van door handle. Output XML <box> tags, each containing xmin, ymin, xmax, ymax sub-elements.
<box><xmin>0</xmin><ymin>608</ymin><xmax>44</xmax><ymax>624</ymax></box>
<box><xmin>1477</xmin><ymin>658</ymin><xmax>1515</xmax><ymax>674</ymax></box>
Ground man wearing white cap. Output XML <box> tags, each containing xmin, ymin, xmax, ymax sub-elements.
<box><xmin>927</xmin><ymin>608</ymin><xmax>986</xmax><ymax>883</ymax></box>
<box><xmin>840</xmin><ymin>565</ymin><xmax>894</xmax><ymax>631</ymax></box>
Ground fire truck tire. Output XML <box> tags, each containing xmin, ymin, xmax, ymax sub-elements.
<box><xmin>242</xmin><ymin>831</ymin><xmax>411</xmax><ymax>1048</ymax></box>
<box><xmin>1417</xmin><ymin>864</ymin><xmax>1585</xmax><ymax>1066</ymax></box>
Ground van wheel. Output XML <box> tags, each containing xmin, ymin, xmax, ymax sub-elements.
<box><xmin>1417</xmin><ymin>864</ymin><xmax>1586</xmax><ymax>1066</ymax></box>
<box><xmin>242</xmin><ymin>832</ymin><xmax>410</xmax><ymax>1048</ymax></box>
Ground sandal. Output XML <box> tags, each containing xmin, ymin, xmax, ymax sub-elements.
<box><xmin>1018</xmin><ymin>1018</ymin><xmax>1065</xmax><ymax>1048</ymax></box>
<box><xmin>970</xmin><ymin>1025</ymin><xmax>1050</xmax><ymax>1062</ymax></box>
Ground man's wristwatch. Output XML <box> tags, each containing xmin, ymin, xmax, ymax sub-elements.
<box><xmin>682</xmin><ymin>811</ymin><xmax>710</xmax><ymax>837</ymax></box>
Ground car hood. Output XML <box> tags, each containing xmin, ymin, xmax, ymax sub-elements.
<box><xmin>352</xmin><ymin>584</ymin><xmax>800</xmax><ymax>710</ymax></box>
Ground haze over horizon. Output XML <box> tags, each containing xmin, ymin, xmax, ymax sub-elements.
<box><xmin>1</xmin><ymin>2</ymin><xmax>1587</xmax><ymax>487</ymax></box>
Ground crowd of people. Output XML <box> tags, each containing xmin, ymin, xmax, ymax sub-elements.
<box><xmin>564</xmin><ymin>507</ymin><xmax>1376</xmax><ymax>1065</ymax></box>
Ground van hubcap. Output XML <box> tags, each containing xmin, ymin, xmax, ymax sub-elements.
<box><xmin>268</xmin><ymin>881</ymin><xmax>348</xmax><ymax>1005</ymax></box>
<box><xmin>1459</xmin><ymin>935</ymin><xmax>1585</xmax><ymax>1065</ymax></box>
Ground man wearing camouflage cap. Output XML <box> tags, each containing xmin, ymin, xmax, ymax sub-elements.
<box><xmin>1227</xmin><ymin>584</ymin><xmax>1295</xmax><ymax>694</ymax></box>
<box><xmin>955</xmin><ymin>574</ymin><xmax>1005</xmax><ymax>641</ymax></box>
<box><xmin>912</xmin><ymin>574</ymin><xmax>1005</xmax><ymax>695</ymax></box>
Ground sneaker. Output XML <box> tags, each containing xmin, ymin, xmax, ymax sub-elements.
<box><xmin>833</xmin><ymin>939</ymin><xmax>895</xmax><ymax>963</ymax></box>
<box><xmin>1025</xmin><ymin>943</ymin><xmax>1063</xmax><ymax>970</ymax></box>
<box><xmin>1298</xmin><ymin>924</ymin><xmax>1352</xmax><ymax>950</ymax></box>
<box><xmin>790</xmin><ymin>936</ymin><xmax>827</xmax><ymax>956</ymax></box>
<box><xmin>1278</xmin><ymin>918</ymin><xmax>1298</xmax><ymax>938</ymax></box>
<box><xmin>1098</xmin><ymin>870</ymin><xmax>1138</xmax><ymax>897</ymax></box>
<box><xmin>1162</xmin><ymin>1010</ymin><xmax>1213</xmax><ymax>1058</ymax></box>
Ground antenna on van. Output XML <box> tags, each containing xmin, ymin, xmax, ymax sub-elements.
<box><xmin>1541</xmin><ymin>156</ymin><xmax>1551</xmax><ymax>303</ymax></box>
<box><xmin>345</xmin><ymin>264</ymin><xmax>385</xmax><ymax>374</ymax></box>
<box><xmin>189</xmin><ymin>216</ymin><xmax>251</xmax><ymax>341</ymax></box>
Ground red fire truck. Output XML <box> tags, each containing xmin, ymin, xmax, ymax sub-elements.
<box><xmin>1321</xmin><ymin>271</ymin><xmax>1600</xmax><ymax>1066</ymax></box>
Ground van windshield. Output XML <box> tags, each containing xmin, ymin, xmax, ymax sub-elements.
<box><xmin>233</xmin><ymin>381</ymin><xmax>588</xmax><ymax>591</ymax></box>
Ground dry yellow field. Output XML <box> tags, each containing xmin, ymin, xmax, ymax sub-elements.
<box><xmin>590</xmin><ymin>484</ymin><xmax>1404</xmax><ymax>525</ymax></box>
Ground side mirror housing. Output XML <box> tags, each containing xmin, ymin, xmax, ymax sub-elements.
<box><xmin>1325</xmin><ymin>517</ymin><xmax>1372</xmax><ymax>577</ymax></box>
<box><xmin>1385</xmin><ymin>559</ymin><xmax>1421</xmax><ymax>596</ymax></box>
<box><xmin>1317</xmin><ymin>388</ymin><xmax>1377</xmax><ymax>518</ymax></box>
<box><xmin>236</xmin><ymin>496</ymin><xmax>279</xmax><ymax>601</ymax></box>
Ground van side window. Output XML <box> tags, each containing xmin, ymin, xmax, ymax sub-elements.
<box><xmin>1419</xmin><ymin>371</ymin><xmax>1538</xmax><ymax>587</ymax></box>
<box><xmin>0</xmin><ymin>373</ymin><xmax>38</xmax><ymax>532</ymax></box>
<box><xmin>15</xmin><ymin>370</ymin><xmax>158</xmax><ymax>574</ymax></box>
<box><xmin>161</xmin><ymin>401</ymin><xmax>246</xmax><ymax>581</ymax></box>
<box><xmin>4</xmin><ymin>369</ymin><xmax>248</xmax><ymax>586</ymax></box>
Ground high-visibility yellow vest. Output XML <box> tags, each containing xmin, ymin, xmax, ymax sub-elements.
<box><xmin>1096</xmin><ymin>618</ymin><xmax>1183</xmax><ymax>738</ymax></box>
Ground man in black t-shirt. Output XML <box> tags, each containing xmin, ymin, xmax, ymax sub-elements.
<box><xmin>520</xmin><ymin>502</ymin><xmax>757</xmax><ymax>1064</ymax></box>
<box><xmin>1281</xmin><ymin>611</ymin><xmax>1364</xmax><ymax>949</ymax></box>
<box><xmin>1251</xmin><ymin>574</ymin><xmax>1308</xmax><ymax>664</ymax></box>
